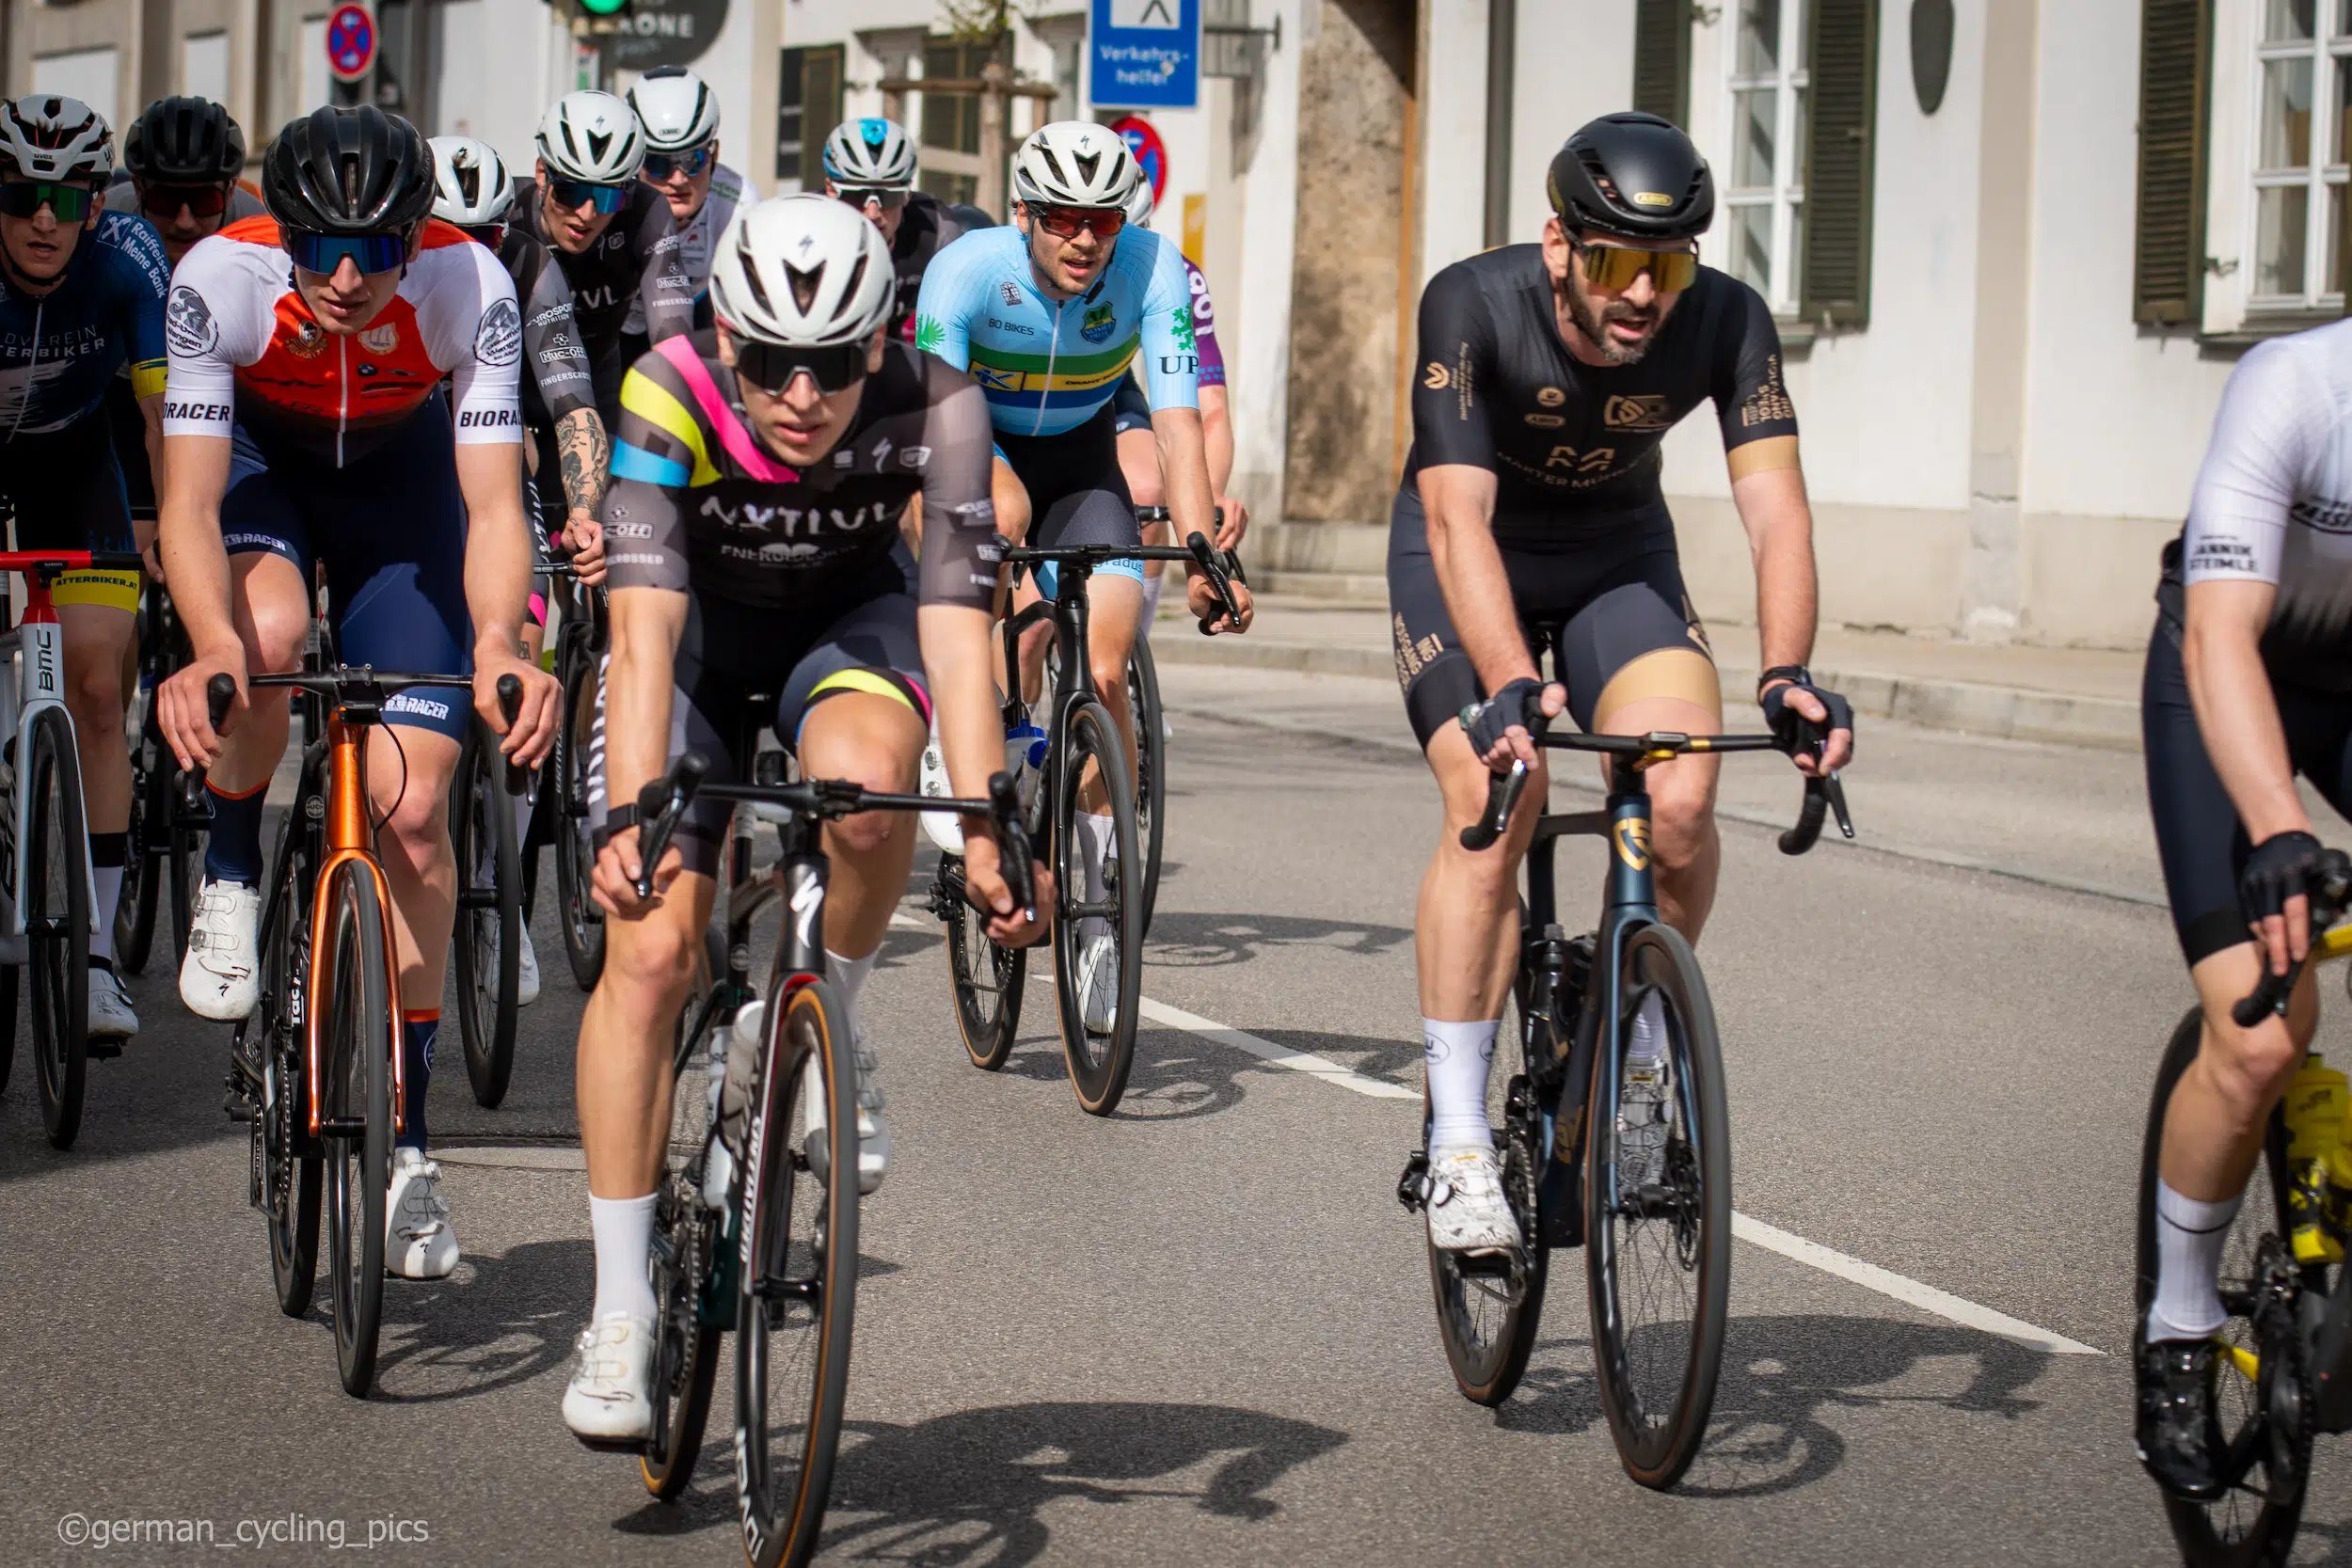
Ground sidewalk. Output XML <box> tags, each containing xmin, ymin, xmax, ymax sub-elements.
<box><xmin>1152</xmin><ymin>596</ymin><xmax>2147</xmax><ymax>752</ymax></box>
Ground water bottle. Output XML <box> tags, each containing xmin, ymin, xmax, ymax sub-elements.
<box><xmin>1004</xmin><ymin>705</ymin><xmax>1048</xmax><ymax>811</ymax></box>
<box><xmin>2285</xmin><ymin>1053</ymin><xmax>2347</xmax><ymax>1263</ymax></box>
<box><xmin>701</xmin><ymin>998</ymin><xmax>763</xmax><ymax>1211</ymax></box>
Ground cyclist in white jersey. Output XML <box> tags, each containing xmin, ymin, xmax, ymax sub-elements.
<box><xmin>624</xmin><ymin>67</ymin><xmax>755</xmax><ymax>334</ymax></box>
<box><xmin>2137</xmin><ymin>314</ymin><xmax>2352</xmax><ymax>1496</ymax></box>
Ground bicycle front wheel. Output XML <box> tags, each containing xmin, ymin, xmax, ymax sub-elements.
<box><xmin>320</xmin><ymin>860</ymin><xmax>393</xmax><ymax>1398</ymax></box>
<box><xmin>2138</xmin><ymin>1006</ymin><xmax>2310</xmax><ymax>1564</ymax></box>
<box><xmin>1127</xmin><ymin>639</ymin><xmax>1167</xmax><ymax>938</ymax></box>
<box><xmin>450</xmin><ymin>721</ymin><xmax>520</xmax><ymax>1108</ymax></box>
<box><xmin>27</xmin><ymin>708</ymin><xmax>90</xmax><ymax>1148</ymax></box>
<box><xmin>553</xmin><ymin>638</ymin><xmax>606</xmax><ymax>990</ymax></box>
<box><xmin>939</xmin><ymin>853</ymin><xmax>1025</xmax><ymax>1069</ymax></box>
<box><xmin>1585</xmin><ymin>922</ymin><xmax>1730</xmax><ymax>1490</ymax></box>
<box><xmin>1050</xmin><ymin>696</ymin><xmax>1143</xmax><ymax>1114</ymax></box>
<box><xmin>735</xmin><ymin>979</ymin><xmax>858</xmax><ymax>1568</ymax></box>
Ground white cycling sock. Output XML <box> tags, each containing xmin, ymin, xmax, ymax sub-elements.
<box><xmin>1140</xmin><ymin>564</ymin><xmax>1165</xmax><ymax>637</ymax></box>
<box><xmin>825</xmin><ymin>946</ymin><xmax>877</xmax><ymax>1038</ymax></box>
<box><xmin>91</xmin><ymin>865</ymin><xmax>122</xmax><ymax>964</ymax></box>
<box><xmin>2147</xmin><ymin>1179</ymin><xmax>2242</xmax><ymax>1342</ymax></box>
<box><xmin>1424</xmin><ymin>1018</ymin><xmax>1501</xmax><ymax>1154</ymax></box>
<box><xmin>1626</xmin><ymin>990</ymin><xmax>1667</xmax><ymax>1067</ymax></box>
<box><xmin>1075</xmin><ymin>811</ymin><xmax>1115</xmax><ymax>945</ymax></box>
<box><xmin>588</xmin><ymin>1192</ymin><xmax>659</xmax><ymax>1324</ymax></box>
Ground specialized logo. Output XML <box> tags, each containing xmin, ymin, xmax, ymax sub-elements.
<box><xmin>1613</xmin><ymin>818</ymin><xmax>1651</xmax><ymax>870</ymax></box>
<box><xmin>359</xmin><ymin>323</ymin><xmax>401</xmax><ymax>356</ymax></box>
<box><xmin>165</xmin><ymin>286</ymin><xmax>218</xmax><ymax>356</ymax></box>
<box><xmin>1080</xmin><ymin>303</ymin><xmax>1117</xmax><ymax>344</ymax></box>
<box><xmin>475</xmin><ymin>298</ymin><xmax>522</xmax><ymax>368</ymax></box>
<box><xmin>1603</xmin><ymin>393</ymin><xmax>1672</xmax><ymax>431</ymax></box>
<box><xmin>1423</xmin><ymin>361</ymin><xmax>1450</xmax><ymax>390</ymax></box>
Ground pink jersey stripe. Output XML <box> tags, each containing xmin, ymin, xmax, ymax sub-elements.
<box><xmin>652</xmin><ymin>337</ymin><xmax>801</xmax><ymax>484</ymax></box>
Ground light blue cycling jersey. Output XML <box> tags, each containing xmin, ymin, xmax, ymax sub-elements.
<box><xmin>913</xmin><ymin>222</ymin><xmax>1199</xmax><ymax>437</ymax></box>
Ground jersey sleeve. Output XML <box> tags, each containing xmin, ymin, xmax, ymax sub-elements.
<box><xmin>599</xmin><ymin>477</ymin><xmax>691</xmax><ymax>593</ymax></box>
<box><xmin>608</xmin><ymin>349</ymin><xmax>716</xmax><ymax>488</ymax></box>
<box><xmin>160</xmin><ymin>235</ymin><xmax>269</xmax><ymax>439</ymax></box>
<box><xmin>1136</xmin><ymin>232</ymin><xmax>1200</xmax><ymax>412</ymax></box>
<box><xmin>2185</xmin><ymin>341</ymin><xmax>2330</xmax><ymax>588</ymax></box>
<box><xmin>636</xmin><ymin>198</ymin><xmax>695</xmax><ymax>343</ymax></box>
<box><xmin>913</xmin><ymin>355</ymin><xmax>1002</xmax><ymax>611</ymax></box>
<box><xmin>1185</xmin><ymin>260</ymin><xmax>1226</xmax><ymax>388</ymax></box>
<box><xmin>1406</xmin><ymin>261</ymin><xmax>1499</xmax><ymax>472</ymax></box>
<box><xmin>519</xmin><ymin>248</ymin><xmax>596</xmax><ymax>423</ymax></box>
<box><xmin>426</xmin><ymin>239</ymin><xmax>524</xmax><ymax>444</ymax></box>
<box><xmin>108</xmin><ymin>214</ymin><xmax>172</xmax><ymax>399</ymax></box>
<box><xmin>911</xmin><ymin>237</ymin><xmax>974</xmax><ymax>371</ymax></box>
<box><xmin>1708</xmin><ymin>277</ymin><xmax>1799</xmax><ymax>451</ymax></box>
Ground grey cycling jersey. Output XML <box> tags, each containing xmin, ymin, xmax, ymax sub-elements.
<box><xmin>623</xmin><ymin>163</ymin><xmax>755</xmax><ymax>335</ymax></box>
<box><xmin>495</xmin><ymin>227</ymin><xmax>595</xmax><ymax>428</ymax></box>
<box><xmin>510</xmin><ymin>177</ymin><xmax>692</xmax><ymax>359</ymax></box>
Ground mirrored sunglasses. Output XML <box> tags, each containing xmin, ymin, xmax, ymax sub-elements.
<box><xmin>0</xmin><ymin>182</ymin><xmax>98</xmax><ymax>221</ymax></box>
<box><xmin>1574</xmin><ymin>242</ymin><xmax>1699</xmax><ymax>293</ymax></box>
<box><xmin>548</xmin><ymin>178</ymin><xmax>629</xmax><ymax>215</ymax></box>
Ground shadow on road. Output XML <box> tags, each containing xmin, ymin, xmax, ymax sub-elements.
<box><xmin>612</xmin><ymin>1399</ymin><xmax>1347</xmax><ymax>1563</ymax></box>
<box><xmin>1144</xmin><ymin>911</ymin><xmax>1413</xmax><ymax>972</ymax></box>
<box><xmin>368</xmin><ymin>1237</ymin><xmax>592</xmax><ymax>1403</ymax></box>
<box><xmin>1494</xmin><ymin>1313</ymin><xmax>2054</xmax><ymax>1499</ymax></box>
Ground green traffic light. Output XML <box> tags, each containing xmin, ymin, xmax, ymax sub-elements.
<box><xmin>579</xmin><ymin>0</ymin><xmax>627</xmax><ymax>14</ymax></box>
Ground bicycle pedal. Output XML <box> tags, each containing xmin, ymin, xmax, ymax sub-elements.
<box><xmin>1396</xmin><ymin>1150</ymin><xmax>1431</xmax><ymax>1212</ymax></box>
<box><xmin>223</xmin><ymin>1091</ymin><xmax>258</xmax><ymax>1122</ymax></box>
<box><xmin>85</xmin><ymin>1039</ymin><xmax>121</xmax><ymax>1061</ymax></box>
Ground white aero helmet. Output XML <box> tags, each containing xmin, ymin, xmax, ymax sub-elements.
<box><xmin>1010</xmin><ymin>121</ymin><xmax>1139</xmax><ymax>209</ymax></box>
<box><xmin>429</xmin><ymin>135</ymin><xmax>513</xmax><ymax>226</ymax></box>
<box><xmin>709</xmin><ymin>194</ymin><xmax>896</xmax><ymax>347</ymax></box>
<box><xmin>1122</xmin><ymin>177</ymin><xmax>1155</xmax><ymax>230</ymax></box>
<box><xmin>628</xmin><ymin>67</ymin><xmax>720</xmax><ymax>151</ymax></box>
<box><xmin>0</xmin><ymin>95</ymin><xmax>112</xmax><ymax>183</ymax></box>
<box><xmin>535</xmin><ymin>90</ymin><xmax>644</xmax><ymax>183</ymax></box>
<box><xmin>821</xmin><ymin>118</ymin><xmax>915</xmax><ymax>188</ymax></box>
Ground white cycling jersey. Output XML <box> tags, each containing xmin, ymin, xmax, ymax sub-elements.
<box><xmin>622</xmin><ymin>163</ymin><xmax>756</xmax><ymax>335</ymax></box>
<box><xmin>2184</xmin><ymin>316</ymin><xmax>2352</xmax><ymax>656</ymax></box>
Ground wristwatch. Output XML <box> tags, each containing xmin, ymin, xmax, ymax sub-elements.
<box><xmin>1756</xmin><ymin>664</ymin><xmax>1811</xmax><ymax>698</ymax></box>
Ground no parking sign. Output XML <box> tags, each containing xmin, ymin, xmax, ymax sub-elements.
<box><xmin>326</xmin><ymin>5</ymin><xmax>376</xmax><ymax>83</ymax></box>
<box><xmin>1108</xmin><ymin>115</ymin><xmax>1168</xmax><ymax>208</ymax></box>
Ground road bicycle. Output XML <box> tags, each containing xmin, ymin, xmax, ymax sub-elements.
<box><xmin>210</xmin><ymin>667</ymin><xmax>525</xmax><ymax>1398</ymax></box>
<box><xmin>2134</xmin><ymin>854</ymin><xmax>2352</xmax><ymax>1564</ymax></box>
<box><xmin>930</xmin><ymin>533</ymin><xmax>1243</xmax><ymax>1115</ymax></box>
<box><xmin>624</xmin><ymin>742</ymin><xmax>1033</xmax><ymax>1568</ymax></box>
<box><xmin>0</xmin><ymin>549</ymin><xmax>150</xmax><ymax>1148</ymax></box>
<box><xmin>118</xmin><ymin>580</ymin><xmax>206</xmax><ymax>976</ymax></box>
<box><xmin>1398</xmin><ymin>705</ymin><xmax>1851</xmax><ymax>1489</ymax></box>
<box><xmin>449</xmin><ymin>683</ymin><xmax>527</xmax><ymax>1108</ymax></box>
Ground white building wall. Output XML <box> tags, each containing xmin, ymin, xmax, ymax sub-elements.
<box><xmin>1225</xmin><ymin>0</ymin><xmax>1307</xmax><ymax>507</ymax></box>
<box><xmin>1415</xmin><ymin>0</ymin><xmax>1485</xmax><ymax>285</ymax></box>
<box><xmin>1504</xmin><ymin>0</ymin><xmax>1629</xmax><ymax>245</ymax></box>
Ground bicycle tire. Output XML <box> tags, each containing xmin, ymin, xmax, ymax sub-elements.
<box><xmin>167</xmin><ymin>780</ymin><xmax>200</xmax><ymax>970</ymax></box>
<box><xmin>735</xmin><ymin>978</ymin><xmax>858</xmax><ymax>1568</ymax></box>
<box><xmin>28</xmin><ymin>708</ymin><xmax>90</xmax><ymax>1148</ymax></box>
<box><xmin>1429</xmin><ymin>976</ymin><xmax>1549</xmax><ymax>1405</ymax></box>
<box><xmin>1585</xmin><ymin>922</ymin><xmax>1730</xmax><ymax>1490</ymax></box>
<box><xmin>0</xmin><ymin>963</ymin><xmax>18</xmax><ymax>1097</ymax></box>
<box><xmin>940</xmin><ymin>854</ymin><xmax>1025</xmax><ymax>1070</ymax></box>
<box><xmin>321</xmin><ymin>861</ymin><xmax>392</xmax><ymax>1398</ymax></box>
<box><xmin>451</xmin><ymin>720</ymin><xmax>521</xmax><ymax>1108</ymax></box>
<box><xmin>641</xmin><ymin>1174</ymin><xmax>722</xmax><ymax>1499</ymax></box>
<box><xmin>115</xmin><ymin>692</ymin><xmax>168</xmax><ymax>974</ymax></box>
<box><xmin>553</xmin><ymin>639</ymin><xmax>606</xmax><ymax>990</ymax></box>
<box><xmin>1050</xmin><ymin>696</ymin><xmax>1144</xmax><ymax>1114</ymax></box>
<box><xmin>2138</xmin><ymin>1006</ymin><xmax>2309</xmax><ymax>1566</ymax></box>
<box><xmin>1128</xmin><ymin>639</ymin><xmax>1167</xmax><ymax>938</ymax></box>
<box><xmin>259</xmin><ymin>832</ymin><xmax>321</xmax><ymax>1319</ymax></box>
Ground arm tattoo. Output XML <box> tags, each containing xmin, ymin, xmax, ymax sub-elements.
<box><xmin>555</xmin><ymin>408</ymin><xmax>611</xmax><ymax>521</ymax></box>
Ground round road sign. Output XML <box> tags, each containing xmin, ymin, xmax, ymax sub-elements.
<box><xmin>326</xmin><ymin>5</ymin><xmax>376</xmax><ymax>83</ymax></box>
<box><xmin>1108</xmin><ymin>114</ymin><xmax>1168</xmax><ymax>207</ymax></box>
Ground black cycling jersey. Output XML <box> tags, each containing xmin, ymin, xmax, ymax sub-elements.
<box><xmin>510</xmin><ymin>178</ymin><xmax>692</xmax><ymax>365</ymax></box>
<box><xmin>887</xmin><ymin>192</ymin><xmax>963</xmax><ymax>342</ymax></box>
<box><xmin>1405</xmin><ymin>245</ymin><xmax>1797</xmax><ymax>548</ymax></box>
<box><xmin>495</xmin><ymin>227</ymin><xmax>596</xmax><ymax>429</ymax></box>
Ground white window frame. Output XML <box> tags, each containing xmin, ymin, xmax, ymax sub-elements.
<box><xmin>2247</xmin><ymin>2</ymin><xmax>2352</xmax><ymax>312</ymax></box>
<box><xmin>1718</xmin><ymin>0</ymin><xmax>1807</xmax><ymax>316</ymax></box>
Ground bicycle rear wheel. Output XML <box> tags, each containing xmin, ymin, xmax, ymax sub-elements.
<box><xmin>2138</xmin><ymin>1006</ymin><xmax>2310</xmax><ymax>1565</ymax></box>
<box><xmin>28</xmin><ymin>708</ymin><xmax>90</xmax><ymax>1148</ymax></box>
<box><xmin>255</xmin><ymin>840</ymin><xmax>322</xmax><ymax>1319</ymax></box>
<box><xmin>553</xmin><ymin>636</ymin><xmax>606</xmax><ymax>990</ymax></box>
<box><xmin>1127</xmin><ymin>639</ymin><xmax>1167</xmax><ymax>938</ymax></box>
<box><xmin>939</xmin><ymin>854</ymin><xmax>1025</xmax><ymax>1069</ymax></box>
<box><xmin>1585</xmin><ymin>922</ymin><xmax>1730</xmax><ymax>1490</ymax></box>
<box><xmin>451</xmin><ymin>721</ymin><xmax>520</xmax><ymax>1108</ymax></box>
<box><xmin>735</xmin><ymin>979</ymin><xmax>858</xmax><ymax>1568</ymax></box>
<box><xmin>1430</xmin><ymin>978</ymin><xmax>1549</xmax><ymax>1404</ymax></box>
<box><xmin>1049</xmin><ymin>696</ymin><xmax>1143</xmax><ymax>1114</ymax></box>
<box><xmin>321</xmin><ymin>861</ymin><xmax>392</xmax><ymax>1398</ymax></box>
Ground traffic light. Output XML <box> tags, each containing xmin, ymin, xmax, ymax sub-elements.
<box><xmin>578</xmin><ymin>0</ymin><xmax>627</xmax><ymax>14</ymax></box>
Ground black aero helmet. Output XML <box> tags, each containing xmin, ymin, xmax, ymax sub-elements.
<box><xmin>1547</xmin><ymin>112</ymin><xmax>1713</xmax><ymax>242</ymax></box>
<box><xmin>262</xmin><ymin>104</ymin><xmax>435</xmax><ymax>234</ymax></box>
<box><xmin>124</xmin><ymin>96</ymin><xmax>245</xmax><ymax>183</ymax></box>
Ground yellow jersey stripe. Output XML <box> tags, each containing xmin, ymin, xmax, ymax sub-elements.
<box><xmin>128</xmin><ymin>359</ymin><xmax>167</xmax><ymax>400</ymax></box>
<box><xmin>619</xmin><ymin>371</ymin><xmax>722</xmax><ymax>487</ymax></box>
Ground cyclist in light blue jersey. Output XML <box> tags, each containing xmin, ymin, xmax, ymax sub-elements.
<box><xmin>912</xmin><ymin>120</ymin><xmax>1247</xmax><ymax>1031</ymax></box>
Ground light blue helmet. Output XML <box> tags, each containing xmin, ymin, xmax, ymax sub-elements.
<box><xmin>821</xmin><ymin>118</ymin><xmax>915</xmax><ymax>188</ymax></box>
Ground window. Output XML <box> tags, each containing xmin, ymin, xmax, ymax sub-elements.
<box><xmin>1632</xmin><ymin>0</ymin><xmax>1692</xmax><ymax>128</ymax></box>
<box><xmin>2134</xmin><ymin>0</ymin><xmax>2214</xmax><ymax>325</ymax></box>
<box><xmin>1722</xmin><ymin>0</ymin><xmax>1809</xmax><ymax>313</ymax></box>
<box><xmin>1030</xmin><ymin>14</ymin><xmax>1088</xmax><ymax>125</ymax></box>
<box><xmin>915</xmin><ymin>36</ymin><xmax>1008</xmax><ymax>208</ymax></box>
<box><xmin>777</xmin><ymin>44</ymin><xmax>846</xmax><ymax>186</ymax></box>
<box><xmin>2250</xmin><ymin>0</ymin><xmax>2352</xmax><ymax>309</ymax></box>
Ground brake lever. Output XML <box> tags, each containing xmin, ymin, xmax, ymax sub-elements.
<box><xmin>180</xmin><ymin>673</ymin><xmax>240</xmax><ymax>815</ymax></box>
<box><xmin>631</xmin><ymin>752</ymin><xmax>707</xmax><ymax>900</ymax></box>
<box><xmin>1185</xmin><ymin>531</ymin><xmax>1242</xmax><ymax>634</ymax></box>
<box><xmin>495</xmin><ymin>673</ymin><xmax>529</xmax><ymax>797</ymax></box>
<box><xmin>987</xmin><ymin>769</ymin><xmax>1038</xmax><ymax>917</ymax></box>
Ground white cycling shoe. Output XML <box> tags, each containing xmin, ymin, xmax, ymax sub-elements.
<box><xmin>803</xmin><ymin>1032</ymin><xmax>889</xmax><ymax>1196</ymax></box>
<box><xmin>87</xmin><ymin>967</ymin><xmax>139</xmax><ymax>1045</ymax></box>
<box><xmin>385</xmin><ymin>1148</ymin><xmax>460</xmax><ymax>1279</ymax></box>
<box><xmin>516</xmin><ymin>924</ymin><xmax>542</xmax><ymax>1007</ymax></box>
<box><xmin>562</xmin><ymin>1311</ymin><xmax>656</xmax><ymax>1444</ymax></box>
<box><xmin>1424</xmin><ymin>1146</ymin><xmax>1523</xmax><ymax>1255</ymax></box>
<box><xmin>1076</xmin><ymin>929</ymin><xmax>1120</xmax><ymax>1037</ymax></box>
<box><xmin>918</xmin><ymin>740</ymin><xmax>964</xmax><ymax>855</ymax></box>
<box><xmin>180</xmin><ymin>878</ymin><xmax>262</xmax><ymax>1021</ymax></box>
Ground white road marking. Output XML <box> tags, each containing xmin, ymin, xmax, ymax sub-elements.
<box><xmin>891</xmin><ymin>908</ymin><xmax>2101</xmax><ymax>1354</ymax></box>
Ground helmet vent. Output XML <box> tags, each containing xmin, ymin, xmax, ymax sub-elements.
<box><xmin>783</xmin><ymin>257</ymin><xmax>822</xmax><ymax>314</ymax></box>
<box><xmin>736</xmin><ymin>231</ymin><xmax>777</xmax><ymax>317</ymax></box>
<box><xmin>1073</xmin><ymin>149</ymin><xmax>1101</xmax><ymax>184</ymax></box>
<box><xmin>585</xmin><ymin>128</ymin><xmax>612</xmax><ymax>163</ymax></box>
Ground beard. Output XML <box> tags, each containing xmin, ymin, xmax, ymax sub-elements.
<box><xmin>1556</xmin><ymin>271</ymin><xmax>1661</xmax><ymax>366</ymax></box>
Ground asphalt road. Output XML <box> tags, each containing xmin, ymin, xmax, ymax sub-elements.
<box><xmin>0</xmin><ymin>657</ymin><xmax>2335</xmax><ymax>1566</ymax></box>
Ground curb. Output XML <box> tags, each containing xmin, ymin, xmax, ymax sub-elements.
<box><xmin>1149</xmin><ymin>632</ymin><xmax>2142</xmax><ymax>752</ymax></box>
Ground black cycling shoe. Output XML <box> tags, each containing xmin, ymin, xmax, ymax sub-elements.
<box><xmin>2136</xmin><ymin>1335</ymin><xmax>2227</xmax><ymax>1501</ymax></box>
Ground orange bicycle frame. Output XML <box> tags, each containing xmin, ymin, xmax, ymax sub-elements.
<box><xmin>304</xmin><ymin>705</ymin><xmax>405</xmax><ymax>1138</ymax></box>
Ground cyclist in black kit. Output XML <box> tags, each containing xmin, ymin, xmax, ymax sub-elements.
<box><xmin>1401</xmin><ymin>112</ymin><xmax>1852</xmax><ymax>1253</ymax></box>
<box><xmin>510</xmin><ymin>91</ymin><xmax>692</xmax><ymax>424</ymax></box>
<box><xmin>818</xmin><ymin>116</ymin><xmax>961</xmax><ymax>342</ymax></box>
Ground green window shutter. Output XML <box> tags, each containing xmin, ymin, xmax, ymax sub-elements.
<box><xmin>2133</xmin><ymin>0</ymin><xmax>2212</xmax><ymax>325</ymax></box>
<box><xmin>1801</xmin><ymin>0</ymin><xmax>1880</xmax><ymax>328</ymax></box>
<box><xmin>1632</xmin><ymin>1</ymin><xmax>1691</xmax><ymax>129</ymax></box>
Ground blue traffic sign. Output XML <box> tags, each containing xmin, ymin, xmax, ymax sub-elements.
<box><xmin>1089</xmin><ymin>0</ymin><xmax>1200</xmax><ymax>112</ymax></box>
